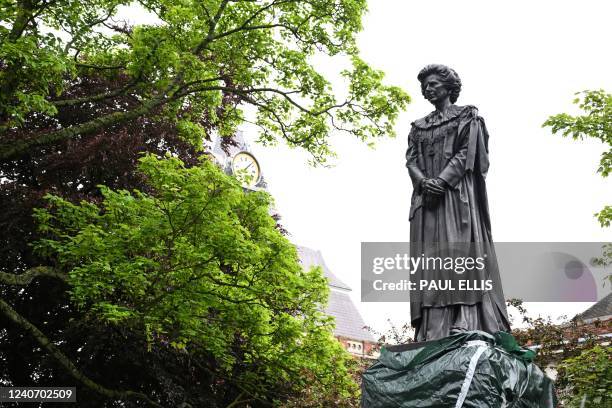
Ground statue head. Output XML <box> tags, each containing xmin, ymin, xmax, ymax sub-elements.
<box><xmin>417</xmin><ymin>64</ymin><xmax>462</xmax><ymax>104</ymax></box>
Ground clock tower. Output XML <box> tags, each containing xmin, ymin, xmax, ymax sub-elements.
<box><xmin>209</xmin><ymin>130</ymin><xmax>267</xmax><ymax>190</ymax></box>
<box><xmin>210</xmin><ymin>131</ymin><xmax>267</xmax><ymax>190</ymax></box>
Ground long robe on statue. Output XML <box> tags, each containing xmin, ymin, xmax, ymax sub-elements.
<box><xmin>406</xmin><ymin>104</ymin><xmax>510</xmax><ymax>341</ymax></box>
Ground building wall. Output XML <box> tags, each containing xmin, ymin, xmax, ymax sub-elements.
<box><xmin>336</xmin><ymin>336</ymin><xmax>378</xmax><ymax>358</ymax></box>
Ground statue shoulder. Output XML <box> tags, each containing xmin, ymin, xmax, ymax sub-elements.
<box><xmin>457</xmin><ymin>105</ymin><xmax>488</xmax><ymax>127</ymax></box>
<box><xmin>458</xmin><ymin>105</ymin><xmax>479</xmax><ymax>118</ymax></box>
<box><xmin>412</xmin><ymin>105</ymin><xmax>478</xmax><ymax>129</ymax></box>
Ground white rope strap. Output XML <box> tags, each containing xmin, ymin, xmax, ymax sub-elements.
<box><xmin>455</xmin><ymin>340</ymin><xmax>489</xmax><ymax>408</ymax></box>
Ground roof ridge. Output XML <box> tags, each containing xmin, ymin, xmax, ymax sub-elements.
<box><xmin>576</xmin><ymin>291</ymin><xmax>612</xmax><ymax>320</ymax></box>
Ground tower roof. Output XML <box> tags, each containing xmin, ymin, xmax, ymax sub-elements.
<box><xmin>296</xmin><ymin>246</ymin><xmax>351</xmax><ymax>291</ymax></box>
<box><xmin>296</xmin><ymin>245</ymin><xmax>375</xmax><ymax>342</ymax></box>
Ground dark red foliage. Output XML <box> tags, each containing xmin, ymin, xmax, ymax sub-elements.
<box><xmin>0</xmin><ymin>75</ymin><xmax>242</xmax><ymax>406</ymax></box>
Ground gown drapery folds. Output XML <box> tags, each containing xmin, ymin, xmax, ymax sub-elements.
<box><xmin>406</xmin><ymin>104</ymin><xmax>511</xmax><ymax>341</ymax></box>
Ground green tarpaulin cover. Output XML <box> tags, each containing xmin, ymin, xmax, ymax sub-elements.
<box><xmin>362</xmin><ymin>331</ymin><xmax>556</xmax><ymax>407</ymax></box>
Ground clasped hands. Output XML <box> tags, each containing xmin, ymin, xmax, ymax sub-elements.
<box><xmin>420</xmin><ymin>177</ymin><xmax>448</xmax><ymax>195</ymax></box>
<box><xmin>420</xmin><ymin>178</ymin><xmax>448</xmax><ymax>208</ymax></box>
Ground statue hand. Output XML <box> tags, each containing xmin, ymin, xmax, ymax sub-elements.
<box><xmin>423</xmin><ymin>178</ymin><xmax>446</xmax><ymax>196</ymax></box>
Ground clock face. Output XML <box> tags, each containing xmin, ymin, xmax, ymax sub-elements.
<box><xmin>231</xmin><ymin>152</ymin><xmax>260</xmax><ymax>188</ymax></box>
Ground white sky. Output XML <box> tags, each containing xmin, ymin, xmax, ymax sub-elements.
<box><xmin>243</xmin><ymin>0</ymin><xmax>612</xmax><ymax>332</ymax></box>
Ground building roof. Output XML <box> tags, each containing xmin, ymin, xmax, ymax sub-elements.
<box><xmin>296</xmin><ymin>245</ymin><xmax>375</xmax><ymax>342</ymax></box>
<box><xmin>296</xmin><ymin>246</ymin><xmax>351</xmax><ymax>291</ymax></box>
<box><xmin>326</xmin><ymin>290</ymin><xmax>375</xmax><ymax>342</ymax></box>
<box><xmin>576</xmin><ymin>291</ymin><xmax>612</xmax><ymax>322</ymax></box>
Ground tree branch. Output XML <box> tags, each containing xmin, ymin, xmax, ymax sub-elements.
<box><xmin>226</xmin><ymin>391</ymin><xmax>255</xmax><ymax>408</ymax></box>
<box><xmin>0</xmin><ymin>297</ymin><xmax>163</xmax><ymax>407</ymax></box>
<box><xmin>8</xmin><ymin>0</ymin><xmax>34</xmax><ymax>41</ymax></box>
<box><xmin>0</xmin><ymin>93</ymin><xmax>168</xmax><ymax>161</ymax></box>
<box><xmin>212</xmin><ymin>0</ymin><xmax>299</xmax><ymax>43</ymax></box>
<box><xmin>175</xmin><ymin>84</ymin><xmax>347</xmax><ymax>118</ymax></box>
<box><xmin>0</xmin><ymin>266</ymin><xmax>67</xmax><ymax>285</ymax></box>
<box><xmin>0</xmin><ymin>0</ymin><xmax>231</xmax><ymax>158</ymax></box>
<box><xmin>75</xmin><ymin>62</ymin><xmax>127</xmax><ymax>71</ymax></box>
<box><xmin>63</xmin><ymin>8</ymin><xmax>117</xmax><ymax>54</ymax></box>
<box><xmin>52</xmin><ymin>82</ymin><xmax>135</xmax><ymax>107</ymax></box>
<box><xmin>195</xmin><ymin>0</ymin><xmax>230</xmax><ymax>55</ymax></box>
<box><xmin>212</xmin><ymin>1</ymin><xmax>314</xmax><ymax>43</ymax></box>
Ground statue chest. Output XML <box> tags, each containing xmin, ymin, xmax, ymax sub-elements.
<box><xmin>413</xmin><ymin>121</ymin><xmax>460</xmax><ymax>173</ymax></box>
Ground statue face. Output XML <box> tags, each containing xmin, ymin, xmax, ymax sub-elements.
<box><xmin>422</xmin><ymin>74</ymin><xmax>449</xmax><ymax>105</ymax></box>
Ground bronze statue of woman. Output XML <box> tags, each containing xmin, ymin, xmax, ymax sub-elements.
<box><xmin>406</xmin><ymin>64</ymin><xmax>511</xmax><ymax>341</ymax></box>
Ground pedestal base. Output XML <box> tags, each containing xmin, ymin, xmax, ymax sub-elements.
<box><xmin>362</xmin><ymin>331</ymin><xmax>556</xmax><ymax>407</ymax></box>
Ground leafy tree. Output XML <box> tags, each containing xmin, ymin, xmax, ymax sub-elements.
<box><xmin>541</xmin><ymin>92</ymin><xmax>612</xmax><ymax>405</ymax></box>
<box><xmin>3</xmin><ymin>154</ymin><xmax>358</xmax><ymax>406</ymax></box>
<box><xmin>543</xmin><ymin>90</ymin><xmax>611</xmax><ymax>228</ymax></box>
<box><xmin>506</xmin><ymin>299</ymin><xmax>612</xmax><ymax>408</ymax></box>
<box><xmin>0</xmin><ymin>0</ymin><xmax>409</xmax><ymax>405</ymax></box>
<box><xmin>365</xmin><ymin>318</ymin><xmax>414</xmax><ymax>348</ymax></box>
<box><xmin>543</xmin><ymin>90</ymin><xmax>612</xmax><ymax>279</ymax></box>
<box><xmin>0</xmin><ymin>0</ymin><xmax>409</xmax><ymax>164</ymax></box>
<box><xmin>556</xmin><ymin>345</ymin><xmax>611</xmax><ymax>407</ymax></box>
<box><xmin>507</xmin><ymin>299</ymin><xmax>604</xmax><ymax>368</ymax></box>
<box><xmin>0</xmin><ymin>76</ymin><xmax>211</xmax><ymax>405</ymax></box>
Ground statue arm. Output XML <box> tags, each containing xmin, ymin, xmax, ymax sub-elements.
<box><xmin>438</xmin><ymin>113</ymin><xmax>489</xmax><ymax>188</ymax></box>
<box><xmin>437</xmin><ymin>126</ymin><xmax>469</xmax><ymax>188</ymax></box>
<box><xmin>406</xmin><ymin>128</ymin><xmax>426</xmax><ymax>192</ymax></box>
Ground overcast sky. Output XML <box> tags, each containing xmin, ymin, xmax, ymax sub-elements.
<box><xmin>242</xmin><ymin>0</ymin><xmax>612</xmax><ymax>332</ymax></box>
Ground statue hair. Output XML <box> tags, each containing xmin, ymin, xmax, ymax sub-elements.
<box><xmin>417</xmin><ymin>64</ymin><xmax>462</xmax><ymax>103</ymax></box>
